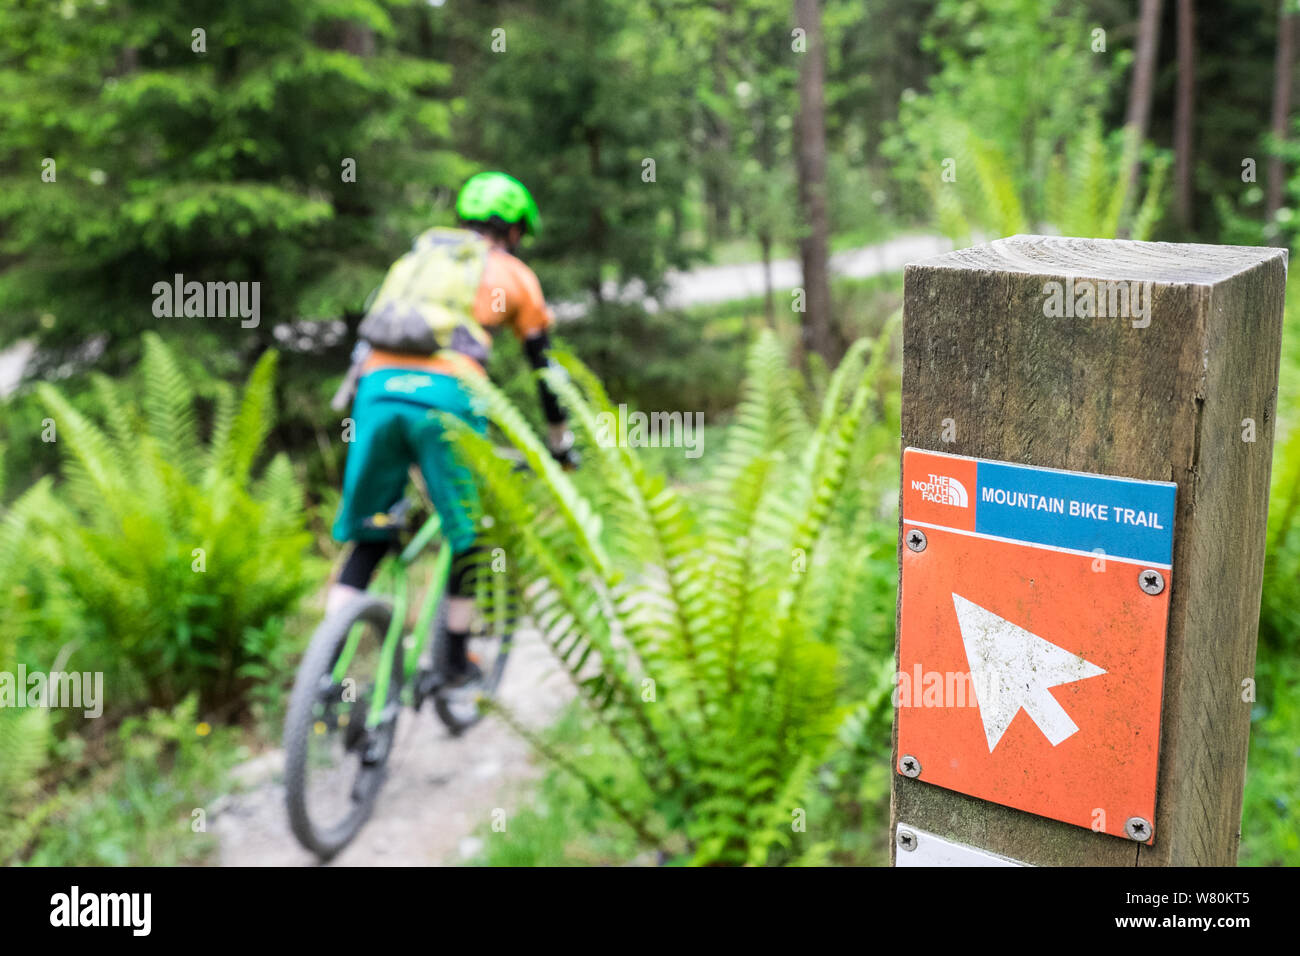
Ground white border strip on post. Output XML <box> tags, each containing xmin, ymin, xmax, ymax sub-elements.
<box><xmin>894</xmin><ymin>823</ymin><xmax>1030</xmax><ymax>867</ymax></box>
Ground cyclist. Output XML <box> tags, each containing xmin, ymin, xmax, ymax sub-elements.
<box><xmin>325</xmin><ymin>171</ymin><xmax>576</xmax><ymax>688</ymax></box>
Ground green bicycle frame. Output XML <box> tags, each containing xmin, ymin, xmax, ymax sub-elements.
<box><xmin>329</xmin><ymin>510</ymin><xmax>452</xmax><ymax>729</ymax></box>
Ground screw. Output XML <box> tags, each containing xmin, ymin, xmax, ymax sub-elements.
<box><xmin>905</xmin><ymin>529</ymin><xmax>927</xmax><ymax>553</ymax></box>
<box><xmin>1124</xmin><ymin>816</ymin><xmax>1153</xmax><ymax>841</ymax></box>
<box><xmin>896</xmin><ymin>828</ymin><xmax>918</xmax><ymax>852</ymax></box>
<box><xmin>1138</xmin><ymin>569</ymin><xmax>1165</xmax><ymax>595</ymax></box>
<box><xmin>899</xmin><ymin>754</ymin><xmax>922</xmax><ymax>778</ymax></box>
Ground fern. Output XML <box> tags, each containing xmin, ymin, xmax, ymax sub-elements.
<box><xmin>0</xmin><ymin>480</ymin><xmax>63</xmax><ymax>830</ymax></box>
<box><xmin>33</xmin><ymin>338</ymin><xmax>313</xmax><ymax>716</ymax></box>
<box><xmin>923</xmin><ymin>113</ymin><xmax>1169</xmax><ymax>241</ymax></box>
<box><xmin>1130</xmin><ymin>153</ymin><xmax>1171</xmax><ymax>242</ymax></box>
<box><xmin>213</xmin><ymin>348</ymin><xmax>278</xmax><ymax>487</ymax></box>
<box><xmin>0</xmin><ymin>708</ymin><xmax>50</xmax><ymax>806</ymax></box>
<box><xmin>449</xmin><ymin>324</ymin><xmax>898</xmax><ymax>864</ymax></box>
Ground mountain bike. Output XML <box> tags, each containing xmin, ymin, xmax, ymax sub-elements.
<box><xmin>282</xmin><ymin>496</ymin><xmax>514</xmax><ymax>860</ymax></box>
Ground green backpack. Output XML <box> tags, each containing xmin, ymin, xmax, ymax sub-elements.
<box><xmin>357</xmin><ymin>227</ymin><xmax>494</xmax><ymax>362</ymax></box>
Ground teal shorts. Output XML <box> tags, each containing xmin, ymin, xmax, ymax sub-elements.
<box><xmin>332</xmin><ymin>367</ymin><xmax>487</xmax><ymax>553</ymax></box>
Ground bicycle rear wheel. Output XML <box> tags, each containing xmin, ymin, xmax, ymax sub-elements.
<box><xmin>283</xmin><ymin>594</ymin><xmax>402</xmax><ymax>859</ymax></box>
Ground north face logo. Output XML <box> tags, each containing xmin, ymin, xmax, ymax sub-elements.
<box><xmin>912</xmin><ymin>473</ymin><xmax>969</xmax><ymax>507</ymax></box>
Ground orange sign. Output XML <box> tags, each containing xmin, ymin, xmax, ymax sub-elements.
<box><xmin>897</xmin><ymin>448</ymin><xmax>1176</xmax><ymax>841</ymax></box>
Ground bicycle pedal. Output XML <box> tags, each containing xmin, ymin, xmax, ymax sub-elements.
<box><xmin>362</xmin><ymin>725</ymin><xmax>396</xmax><ymax>766</ymax></box>
<box><xmin>414</xmin><ymin>668</ymin><xmax>444</xmax><ymax>706</ymax></box>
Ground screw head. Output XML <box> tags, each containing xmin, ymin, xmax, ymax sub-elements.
<box><xmin>899</xmin><ymin>754</ymin><xmax>922</xmax><ymax>778</ymax></box>
<box><xmin>1138</xmin><ymin>569</ymin><xmax>1165</xmax><ymax>595</ymax></box>
<box><xmin>1124</xmin><ymin>816</ymin><xmax>1153</xmax><ymax>841</ymax></box>
<box><xmin>896</xmin><ymin>828</ymin><xmax>918</xmax><ymax>852</ymax></box>
<box><xmin>905</xmin><ymin>529</ymin><xmax>928</xmax><ymax>553</ymax></box>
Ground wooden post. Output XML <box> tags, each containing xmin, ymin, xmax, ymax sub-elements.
<box><xmin>892</xmin><ymin>235</ymin><xmax>1287</xmax><ymax>866</ymax></box>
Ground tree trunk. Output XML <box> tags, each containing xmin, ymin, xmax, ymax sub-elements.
<box><xmin>1123</xmin><ymin>0</ymin><xmax>1164</xmax><ymax>220</ymax></box>
<box><xmin>340</xmin><ymin>22</ymin><xmax>375</xmax><ymax>57</ymax></box>
<box><xmin>1173</xmin><ymin>0</ymin><xmax>1196</xmax><ymax>230</ymax></box>
<box><xmin>1268</xmin><ymin>2</ymin><xmax>1297</xmax><ymax>225</ymax></box>
<box><xmin>793</xmin><ymin>0</ymin><xmax>839</xmax><ymax>367</ymax></box>
<box><xmin>587</xmin><ymin>127</ymin><xmax>607</xmax><ymax>308</ymax></box>
<box><xmin>759</xmin><ymin>231</ymin><xmax>776</xmax><ymax>328</ymax></box>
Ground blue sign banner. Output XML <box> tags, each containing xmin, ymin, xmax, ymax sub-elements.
<box><xmin>973</xmin><ymin>460</ymin><xmax>1176</xmax><ymax>566</ymax></box>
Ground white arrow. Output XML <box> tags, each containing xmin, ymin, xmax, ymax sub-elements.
<box><xmin>952</xmin><ymin>593</ymin><xmax>1106</xmax><ymax>751</ymax></box>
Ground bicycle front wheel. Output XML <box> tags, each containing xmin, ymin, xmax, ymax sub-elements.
<box><xmin>283</xmin><ymin>594</ymin><xmax>402</xmax><ymax>860</ymax></box>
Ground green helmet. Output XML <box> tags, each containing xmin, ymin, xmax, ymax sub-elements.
<box><xmin>456</xmin><ymin>171</ymin><xmax>540</xmax><ymax>237</ymax></box>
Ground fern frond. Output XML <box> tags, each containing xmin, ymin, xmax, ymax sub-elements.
<box><xmin>455</xmin><ymin>370</ymin><xmax>613</xmax><ymax>578</ymax></box>
<box><xmin>1130</xmin><ymin>153</ymin><xmax>1171</xmax><ymax>242</ymax></box>
<box><xmin>539</xmin><ymin>369</ymin><xmax>717</xmax><ymax>721</ymax></box>
<box><xmin>141</xmin><ymin>333</ymin><xmax>200</xmax><ymax>481</ymax></box>
<box><xmin>0</xmin><ymin>708</ymin><xmax>50</xmax><ymax>807</ymax></box>
<box><xmin>712</xmin><ymin>329</ymin><xmax>806</xmax><ymax>489</ymax></box>
<box><xmin>36</xmin><ymin>384</ymin><xmax>129</xmax><ymax>508</ymax></box>
<box><xmin>743</xmin><ymin>752</ymin><xmax>818</xmax><ymax>867</ymax></box>
<box><xmin>204</xmin><ymin>382</ymin><xmax>237</xmax><ymax>492</ymax></box>
<box><xmin>253</xmin><ymin>452</ymin><xmax>305</xmax><ymax>538</ymax></box>
<box><xmin>217</xmin><ymin>349</ymin><xmax>278</xmax><ymax>485</ymax></box>
<box><xmin>448</xmin><ymin>420</ymin><xmax>680</xmax><ymax>794</ymax></box>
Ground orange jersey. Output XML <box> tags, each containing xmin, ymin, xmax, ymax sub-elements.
<box><xmin>361</xmin><ymin>243</ymin><xmax>554</xmax><ymax>378</ymax></box>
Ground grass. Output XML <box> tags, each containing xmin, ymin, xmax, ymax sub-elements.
<box><xmin>465</xmin><ymin>707</ymin><xmax>658</xmax><ymax>866</ymax></box>
<box><xmin>7</xmin><ymin>697</ymin><xmax>248</xmax><ymax>866</ymax></box>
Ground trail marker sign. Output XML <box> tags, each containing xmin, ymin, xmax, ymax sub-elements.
<box><xmin>898</xmin><ymin>448</ymin><xmax>1176</xmax><ymax>839</ymax></box>
<box><xmin>892</xmin><ymin>235</ymin><xmax>1286</xmax><ymax>866</ymax></box>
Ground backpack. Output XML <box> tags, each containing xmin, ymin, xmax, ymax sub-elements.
<box><xmin>356</xmin><ymin>227</ymin><xmax>493</xmax><ymax>361</ymax></box>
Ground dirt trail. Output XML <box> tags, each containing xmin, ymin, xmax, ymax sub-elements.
<box><xmin>213</xmin><ymin>628</ymin><xmax>571</xmax><ymax>866</ymax></box>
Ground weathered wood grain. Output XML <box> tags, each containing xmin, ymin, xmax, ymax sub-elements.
<box><xmin>892</xmin><ymin>235</ymin><xmax>1286</xmax><ymax>866</ymax></box>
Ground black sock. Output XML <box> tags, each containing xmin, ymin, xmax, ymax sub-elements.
<box><xmin>445</xmin><ymin>629</ymin><xmax>470</xmax><ymax>672</ymax></box>
<box><xmin>339</xmin><ymin>540</ymin><xmax>390</xmax><ymax>589</ymax></box>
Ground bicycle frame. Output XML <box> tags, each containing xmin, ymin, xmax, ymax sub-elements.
<box><xmin>329</xmin><ymin>510</ymin><xmax>450</xmax><ymax>729</ymax></box>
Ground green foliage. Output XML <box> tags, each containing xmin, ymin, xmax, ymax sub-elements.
<box><xmin>887</xmin><ymin>0</ymin><xmax>1120</xmax><ymax>204</ymax></box>
<box><xmin>502</xmin><ymin>307</ymin><xmax>751</xmax><ymax>427</ymax></box>
<box><xmin>32</xmin><ymin>334</ymin><xmax>313</xmax><ymax>716</ymax></box>
<box><xmin>1240</xmin><ymin>652</ymin><xmax>1300</xmax><ymax>867</ymax></box>
<box><xmin>797</xmin><ymin>686</ymin><xmax>896</xmax><ymax>865</ymax></box>
<box><xmin>449</xmin><ymin>323</ymin><xmax>898</xmax><ymax>864</ymax></box>
<box><xmin>446</xmin><ymin>0</ymin><xmax>696</xmax><ymax>301</ymax></box>
<box><xmin>902</xmin><ymin>109</ymin><xmax>1170</xmax><ymax>243</ymax></box>
<box><xmin>7</xmin><ymin>697</ymin><xmax>245</xmax><ymax>866</ymax></box>
<box><xmin>1171</xmin><ymin>0</ymin><xmax>1287</xmax><ymax>241</ymax></box>
<box><xmin>1241</xmin><ymin>273</ymin><xmax>1300</xmax><ymax>866</ymax></box>
<box><xmin>1042</xmin><ymin>120</ymin><xmax>1169</xmax><ymax>241</ymax></box>
<box><xmin>468</xmin><ymin>708</ymin><xmax>659</xmax><ymax>867</ymax></box>
<box><xmin>1220</xmin><ymin>124</ymin><xmax>1300</xmax><ymax>249</ymax></box>
<box><xmin>0</xmin><ymin>0</ymin><xmax>468</xmax><ymax>358</ymax></box>
<box><xmin>0</xmin><ymin>478</ymin><xmax>63</xmax><ymax>823</ymax></box>
<box><xmin>884</xmin><ymin>0</ymin><xmax>1169</xmax><ymax>241</ymax></box>
<box><xmin>0</xmin><ymin>707</ymin><xmax>51</xmax><ymax>828</ymax></box>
